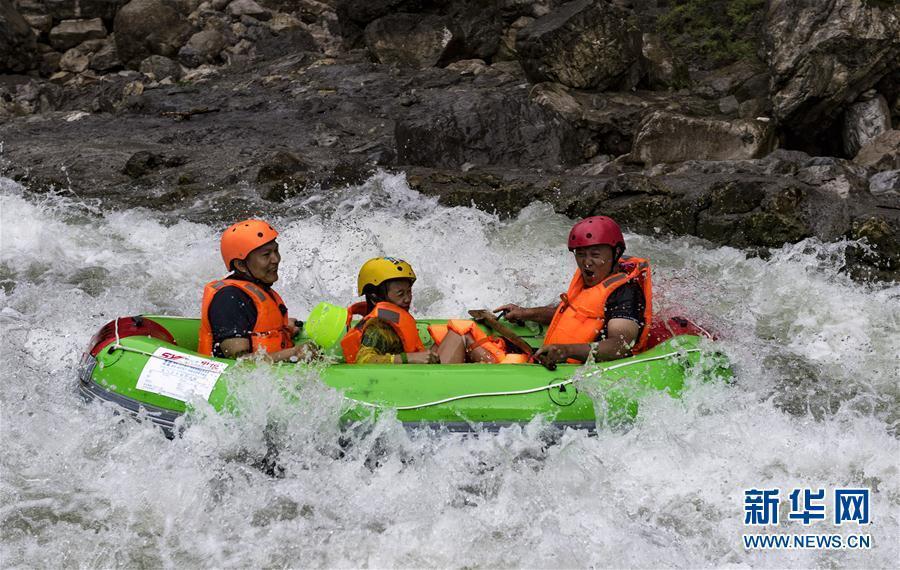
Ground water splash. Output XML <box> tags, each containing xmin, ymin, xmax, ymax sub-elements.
<box><xmin>2</xmin><ymin>173</ymin><xmax>898</xmax><ymax>567</ymax></box>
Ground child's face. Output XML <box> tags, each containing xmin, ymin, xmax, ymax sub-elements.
<box><xmin>384</xmin><ymin>279</ymin><xmax>413</xmax><ymax>310</ymax></box>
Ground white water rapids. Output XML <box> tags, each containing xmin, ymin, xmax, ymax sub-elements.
<box><xmin>1</xmin><ymin>172</ymin><xmax>898</xmax><ymax>568</ymax></box>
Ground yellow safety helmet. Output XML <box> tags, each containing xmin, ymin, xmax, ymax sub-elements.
<box><xmin>357</xmin><ymin>257</ymin><xmax>416</xmax><ymax>295</ymax></box>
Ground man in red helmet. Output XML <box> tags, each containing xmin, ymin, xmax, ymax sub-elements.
<box><xmin>198</xmin><ymin>219</ymin><xmax>313</xmax><ymax>362</ymax></box>
<box><xmin>495</xmin><ymin>216</ymin><xmax>653</xmax><ymax>369</ymax></box>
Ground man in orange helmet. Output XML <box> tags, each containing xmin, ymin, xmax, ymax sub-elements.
<box><xmin>198</xmin><ymin>219</ymin><xmax>313</xmax><ymax>362</ymax></box>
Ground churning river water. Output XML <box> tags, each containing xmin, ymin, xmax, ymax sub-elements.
<box><xmin>1</xmin><ymin>172</ymin><xmax>898</xmax><ymax>568</ymax></box>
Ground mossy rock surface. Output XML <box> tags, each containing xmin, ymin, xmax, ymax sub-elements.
<box><xmin>656</xmin><ymin>0</ymin><xmax>766</xmax><ymax>70</ymax></box>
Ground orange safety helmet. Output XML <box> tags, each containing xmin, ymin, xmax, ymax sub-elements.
<box><xmin>220</xmin><ymin>219</ymin><xmax>279</xmax><ymax>270</ymax></box>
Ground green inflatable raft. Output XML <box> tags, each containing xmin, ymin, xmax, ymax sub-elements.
<box><xmin>78</xmin><ymin>313</ymin><xmax>732</xmax><ymax>435</ymax></box>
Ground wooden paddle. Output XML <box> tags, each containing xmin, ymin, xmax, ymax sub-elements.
<box><xmin>468</xmin><ymin>309</ymin><xmax>534</xmax><ymax>357</ymax></box>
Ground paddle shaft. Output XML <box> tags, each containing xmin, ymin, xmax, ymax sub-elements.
<box><xmin>468</xmin><ymin>309</ymin><xmax>534</xmax><ymax>356</ymax></box>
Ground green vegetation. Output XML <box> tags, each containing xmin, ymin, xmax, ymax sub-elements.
<box><xmin>657</xmin><ymin>0</ymin><xmax>766</xmax><ymax>70</ymax></box>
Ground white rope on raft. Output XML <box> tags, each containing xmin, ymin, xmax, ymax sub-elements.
<box><xmin>104</xmin><ymin>333</ymin><xmax>701</xmax><ymax>411</ymax></box>
<box><xmin>352</xmin><ymin>348</ymin><xmax>702</xmax><ymax>411</ymax></box>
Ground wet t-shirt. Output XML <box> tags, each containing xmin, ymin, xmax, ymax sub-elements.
<box><xmin>207</xmin><ymin>277</ymin><xmax>259</xmax><ymax>357</ymax></box>
<box><xmin>599</xmin><ymin>282</ymin><xmax>646</xmax><ymax>340</ymax></box>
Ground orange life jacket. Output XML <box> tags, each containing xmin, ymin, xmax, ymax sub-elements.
<box><xmin>340</xmin><ymin>301</ymin><xmax>425</xmax><ymax>364</ymax></box>
<box><xmin>543</xmin><ymin>256</ymin><xmax>653</xmax><ymax>354</ymax></box>
<box><xmin>198</xmin><ymin>278</ymin><xmax>294</xmax><ymax>356</ymax></box>
<box><xmin>346</xmin><ymin>301</ymin><xmax>369</xmax><ymax>326</ymax></box>
<box><xmin>428</xmin><ymin>320</ymin><xmax>528</xmax><ymax>364</ymax></box>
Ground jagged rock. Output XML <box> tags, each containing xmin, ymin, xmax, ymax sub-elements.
<box><xmin>114</xmin><ymin>0</ymin><xmax>193</xmax><ymax>68</ymax></box>
<box><xmin>718</xmin><ymin>95</ymin><xmax>739</xmax><ymax>116</ymax></box>
<box><xmin>445</xmin><ymin>58</ymin><xmax>488</xmax><ymax>76</ymax></box>
<box><xmin>255</xmin><ymin>23</ymin><xmax>318</xmax><ymax>57</ymax></box>
<box><xmin>869</xmin><ymin>170</ymin><xmax>900</xmax><ymax>201</ymax></box>
<box><xmin>123</xmin><ymin>150</ymin><xmax>187</xmax><ymax>177</ymax></box>
<box><xmin>60</xmin><ymin>46</ymin><xmax>92</xmax><ymax>72</ymax></box>
<box><xmin>765</xmin><ymin>0</ymin><xmax>900</xmax><ymax>145</ymax></box>
<box><xmin>14</xmin><ymin>0</ymin><xmax>128</xmax><ymax>24</ymax></box>
<box><xmin>227</xmin><ymin>0</ymin><xmax>269</xmax><ymax>19</ymax></box>
<box><xmin>48</xmin><ymin>18</ymin><xmax>107</xmax><ymax>51</ymax></box>
<box><xmin>40</xmin><ymin>50</ymin><xmax>61</xmax><ymax>75</ymax></box>
<box><xmin>89</xmin><ymin>36</ymin><xmax>121</xmax><ymax>71</ymax></box>
<box><xmin>139</xmin><ymin>54</ymin><xmax>182</xmax><ymax>80</ymax></box>
<box><xmin>848</xmin><ymin>216</ymin><xmax>899</xmax><ymax>281</ymax></box>
<box><xmin>179</xmin><ymin>0</ymin><xmax>204</xmax><ymax>12</ymax></box>
<box><xmin>256</xmin><ymin>150</ymin><xmax>309</xmax><ymax>182</ymax></box>
<box><xmin>444</xmin><ymin>0</ymin><xmax>503</xmax><ymax>62</ymax></box>
<box><xmin>795</xmin><ymin>156</ymin><xmax>869</xmax><ymax>200</ymax></box>
<box><xmin>23</xmin><ymin>13</ymin><xmax>52</xmax><ymax>34</ymax></box>
<box><xmin>529</xmin><ymin>81</ymin><xmax>582</xmax><ymax>123</ymax></box>
<box><xmin>265</xmin><ymin>0</ymin><xmax>333</xmax><ymax>22</ymax></box>
<box><xmin>495</xmin><ymin>15</ymin><xmax>532</xmax><ymax>61</ymax></box>
<box><xmin>268</xmin><ymin>12</ymin><xmax>302</xmax><ymax>32</ymax></box>
<box><xmin>490</xmin><ymin>59</ymin><xmax>525</xmax><ymax>79</ymax></box>
<box><xmin>738</xmin><ymin>97</ymin><xmax>770</xmax><ymax>120</ymax></box>
<box><xmin>842</xmin><ymin>93</ymin><xmax>891</xmax><ymax>158</ymax></box>
<box><xmin>631</xmin><ymin>112</ymin><xmax>776</xmax><ymax>165</ymax></box>
<box><xmin>641</xmin><ymin>32</ymin><xmax>688</xmax><ymax>91</ymax></box>
<box><xmin>364</xmin><ymin>13</ymin><xmax>453</xmax><ymax>69</ymax></box>
<box><xmin>179</xmin><ymin>29</ymin><xmax>224</xmax><ymax>67</ymax></box>
<box><xmin>395</xmin><ymin>87</ymin><xmax>582</xmax><ymax>168</ymax></box>
<box><xmin>1</xmin><ymin>0</ymin><xmax>37</xmax><ymax>72</ymax></box>
<box><xmin>693</xmin><ymin>60</ymin><xmax>770</xmax><ymax>101</ymax></box>
<box><xmin>853</xmin><ymin>129</ymin><xmax>900</xmax><ymax>171</ymax></box>
<box><xmin>516</xmin><ymin>0</ymin><xmax>642</xmax><ymax>90</ymax></box>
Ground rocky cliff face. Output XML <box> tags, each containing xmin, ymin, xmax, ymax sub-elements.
<box><xmin>1</xmin><ymin>0</ymin><xmax>898</xmax><ymax>281</ymax></box>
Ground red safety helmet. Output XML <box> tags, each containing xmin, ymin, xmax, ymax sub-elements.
<box><xmin>567</xmin><ymin>216</ymin><xmax>625</xmax><ymax>253</ymax></box>
<box><xmin>220</xmin><ymin>219</ymin><xmax>278</xmax><ymax>270</ymax></box>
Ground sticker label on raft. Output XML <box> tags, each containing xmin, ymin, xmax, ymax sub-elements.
<box><xmin>135</xmin><ymin>348</ymin><xmax>227</xmax><ymax>402</ymax></box>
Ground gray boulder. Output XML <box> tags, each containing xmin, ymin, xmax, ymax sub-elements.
<box><xmin>765</xmin><ymin>0</ymin><xmax>900</xmax><ymax>138</ymax></box>
<box><xmin>516</xmin><ymin>0</ymin><xmax>643</xmax><ymax>90</ymax></box>
<box><xmin>869</xmin><ymin>169</ymin><xmax>899</xmax><ymax>202</ymax></box>
<box><xmin>254</xmin><ymin>23</ymin><xmax>319</xmax><ymax>58</ymax></box>
<box><xmin>114</xmin><ymin>0</ymin><xmax>193</xmax><ymax>68</ymax></box>
<box><xmin>59</xmin><ymin>42</ymin><xmax>104</xmax><ymax>72</ymax></box>
<box><xmin>89</xmin><ymin>36</ymin><xmax>121</xmax><ymax>71</ymax></box>
<box><xmin>842</xmin><ymin>93</ymin><xmax>891</xmax><ymax>157</ymax></box>
<box><xmin>226</xmin><ymin>0</ymin><xmax>269</xmax><ymax>19</ymax></box>
<box><xmin>23</xmin><ymin>13</ymin><xmax>52</xmax><ymax>34</ymax></box>
<box><xmin>49</xmin><ymin>18</ymin><xmax>107</xmax><ymax>51</ymax></box>
<box><xmin>631</xmin><ymin>112</ymin><xmax>776</xmax><ymax>165</ymax></box>
<box><xmin>13</xmin><ymin>0</ymin><xmax>128</xmax><ymax>24</ymax></box>
<box><xmin>395</xmin><ymin>88</ymin><xmax>582</xmax><ymax>168</ymax></box>
<box><xmin>139</xmin><ymin>54</ymin><xmax>182</xmax><ymax>80</ymax></box>
<box><xmin>495</xmin><ymin>16</ymin><xmax>532</xmax><ymax>61</ymax></box>
<box><xmin>178</xmin><ymin>29</ymin><xmax>225</xmax><ymax>67</ymax></box>
<box><xmin>445</xmin><ymin>0</ymin><xmax>503</xmax><ymax>62</ymax></box>
<box><xmin>641</xmin><ymin>32</ymin><xmax>689</xmax><ymax>91</ymax></box>
<box><xmin>364</xmin><ymin>13</ymin><xmax>453</xmax><ymax>69</ymax></box>
<box><xmin>1</xmin><ymin>0</ymin><xmax>37</xmax><ymax>72</ymax></box>
<box><xmin>40</xmin><ymin>50</ymin><xmax>62</xmax><ymax>75</ymax></box>
<box><xmin>853</xmin><ymin>129</ymin><xmax>900</xmax><ymax>171</ymax></box>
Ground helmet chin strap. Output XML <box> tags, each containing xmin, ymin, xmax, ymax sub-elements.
<box><xmin>234</xmin><ymin>260</ymin><xmax>271</xmax><ymax>288</ymax></box>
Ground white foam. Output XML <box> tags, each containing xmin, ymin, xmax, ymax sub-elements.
<box><xmin>1</xmin><ymin>173</ymin><xmax>898</xmax><ymax>567</ymax></box>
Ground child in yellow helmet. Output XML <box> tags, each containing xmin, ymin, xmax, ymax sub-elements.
<box><xmin>340</xmin><ymin>258</ymin><xmax>517</xmax><ymax>365</ymax></box>
<box><xmin>340</xmin><ymin>257</ymin><xmax>440</xmax><ymax>364</ymax></box>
